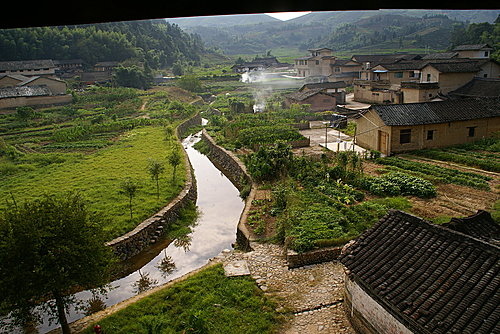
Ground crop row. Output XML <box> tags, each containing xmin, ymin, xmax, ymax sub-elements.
<box><xmin>411</xmin><ymin>148</ymin><xmax>500</xmax><ymax>172</ymax></box>
<box><xmin>376</xmin><ymin>157</ymin><xmax>491</xmax><ymax>190</ymax></box>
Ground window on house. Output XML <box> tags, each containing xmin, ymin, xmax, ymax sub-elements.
<box><xmin>316</xmin><ymin>60</ymin><xmax>320</xmax><ymax>65</ymax></box>
<box><xmin>394</xmin><ymin>72</ymin><xmax>403</xmax><ymax>78</ymax></box>
<box><xmin>400</xmin><ymin>129</ymin><xmax>411</xmax><ymax>144</ymax></box>
<box><xmin>426</xmin><ymin>73</ymin><xmax>431</xmax><ymax>82</ymax></box>
<box><xmin>335</xmin><ymin>67</ymin><xmax>341</xmax><ymax>72</ymax></box>
<box><xmin>484</xmin><ymin>51</ymin><xmax>489</xmax><ymax>57</ymax></box>
<box><xmin>426</xmin><ymin>130</ymin><xmax>435</xmax><ymax>140</ymax></box>
<box><xmin>484</xmin><ymin>73</ymin><xmax>488</xmax><ymax>78</ymax></box>
<box><xmin>467</xmin><ymin>126</ymin><xmax>476</xmax><ymax>137</ymax></box>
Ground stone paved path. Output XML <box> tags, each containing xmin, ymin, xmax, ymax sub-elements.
<box><xmin>218</xmin><ymin>242</ymin><xmax>356</xmax><ymax>334</ymax></box>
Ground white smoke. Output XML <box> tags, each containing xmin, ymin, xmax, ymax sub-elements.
<box><xmin>240</xmin><ymin>69</ymin><xmax>304</xmax><ymax>113</ymax></box>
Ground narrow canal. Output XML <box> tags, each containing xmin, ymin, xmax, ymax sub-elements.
<box><xmin>32</xmin><ymin>131</ymin><xmax>245</xmax><ymax>333</ymax></box>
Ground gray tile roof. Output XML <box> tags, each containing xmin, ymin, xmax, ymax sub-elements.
<box><xmin>421</xmin><ymin>52</ymin><xmax>459</xmax><ymax>60</ymax></box>
<box><xmin>424</xmin><ymin>61</ymin><xmax>482</xmax><ymax>73</ymax></box>
<box><xmin>0</xmin><ymin>59</ymin><xmax>55</xmax><ymax>71</ymax></box>
<box><xmin>286</xmin><ymin>88</ymin><xmax>335</xmax><ymax>101</ymax></box>
<box><xmin>453</xmin><ymin>44</ymin><xmax>493</xmax><ymax>51</ymax></box>
<box><xmin>442</xmin><ymin>210</ymin><xmax>500</xmax><ymax>246</ymax></box>
<box><xmin>449</xmin><ymin>78</ymin><xmax>500</xmax><ymax>98</ymax></box>
<box><xmin>340</xmin><ymin>210</ymin><xmax>500</xmax><ymax>334</ymax></box>
<box><xmin>299</xmin><ymin>81</ymin><xmax>347</xmax><ymax>91</ymax></box>
<box><xmin>372</xmin><ymin>98</ymin><xmax>500</xmax><ymax>126</ymax></box>
<box><xmin>0</xmin><ymin>86</ymin><xmax>51</xmax><ymax>98</ymax></box>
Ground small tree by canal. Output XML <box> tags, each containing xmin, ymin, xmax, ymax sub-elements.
<box><xmin>0</xmin><ymin>193</ymin><xmax>114</xmax><ymax>334</ymax></box>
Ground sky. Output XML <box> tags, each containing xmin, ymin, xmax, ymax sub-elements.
<box><xmin>265</xmin><ymin>11</ymin><xmax>312</xmax><ymax>21</ymax></box>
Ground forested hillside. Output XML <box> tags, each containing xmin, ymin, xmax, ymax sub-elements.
<box><xmin>309</xmin><ymin>14</ymin><xmax>460</xmax><ymax>52</ymax></box>
<box><xmin>0</xmin><ymin>19</ymin><xmax>204</xmax><ymax>69</ymax></box>
<box><xmin>168</xmin><ymin>10</ymin><xmax>500</xmax><ymax>56</ymax></box>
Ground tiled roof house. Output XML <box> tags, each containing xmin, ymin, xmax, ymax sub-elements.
<box><xmin>354</xmin><ymin>98</ymin><xmax>500</xmax><ymax>155</ymax></box>
<box><xmin>340</xmin><ymin>210</ymin><xmax>499</xmax><ymax>334</ymax></box>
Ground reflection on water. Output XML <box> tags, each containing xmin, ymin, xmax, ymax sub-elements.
<box><xmin>15</xmin><ymin>131</ymin><xmax>245</xmax><ymax>334</ymax></box>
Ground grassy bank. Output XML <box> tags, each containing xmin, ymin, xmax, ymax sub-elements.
<box><xmin>0</xmin><ymin>125</ymin><xmax>186</xmax><ymax>240</ymax></box>
<box><xmin>83</xmin><ymin>264</ymin><xmax>281</xmax><ymax>334</ymax></box>
<box><xmin>0</xmin><ymin>87</ymin><xmax>200</xmax><ymax>240</ymax></box>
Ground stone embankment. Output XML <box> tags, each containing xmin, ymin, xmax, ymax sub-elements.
<box><xmin>106</xmin><ymin>113</ymin><xmax>201</xmax><ymax>260</ymax></box>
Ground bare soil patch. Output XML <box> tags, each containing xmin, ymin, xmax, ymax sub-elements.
<box><xmin>363</xmin><ymin>159</ymin><xmax>499</xmax><ymax>221</ymax></box>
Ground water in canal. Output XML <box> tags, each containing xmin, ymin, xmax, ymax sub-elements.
<box><xmin>6</xmin><ymin>131</ymin><xmax>245</xmax><ymax>333</ymax></box>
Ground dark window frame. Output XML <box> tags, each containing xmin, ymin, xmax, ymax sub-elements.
<box><xmin>467</xmin><ymin>126</ymin><xmax>476</xmax><ymax>137</ymax></box>
<box><xmin>400</xmin><ymin>129</ymin><xmax>412</xmax><ymax>144</ymax></box>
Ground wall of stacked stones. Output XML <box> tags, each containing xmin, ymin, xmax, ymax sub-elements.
<box><xmin>106</xmin><ymin>113</ymin><xmax>201</xmax><ymax>260</ymax></box>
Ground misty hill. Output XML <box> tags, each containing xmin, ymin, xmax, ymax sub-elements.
<box><xmin>167</xmin><ymin>13</ymin><xmax>279</xmax><ymax>28</ymax></box>
<box><xmin>166</xmin><ymin>10</ymin><xmax>500</xmax><ymax>55</ymax></box>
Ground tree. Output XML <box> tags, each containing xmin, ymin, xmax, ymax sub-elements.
<box><xmin>245</xmin><ymin>140</ymin><xmax>293</xmax><ymax>182</ymax></box>
<box><xmin>113</xmin><ymin>65</ymin><xmax>152</xmax><ymax>90</ymax></box>
<box><xmin>119</xmin><ymin>178</ymin><xmax>140</xmax><ymax>219</ymax></box>
<box><xmin>167</xmin><ymin>150</ymin><xmax>182</xmax><ymax>182</ymax></box>
<box><xmin>176</xmin><ymin>74</ymin><xmax>203</xmax><ymax>93</ymax></box>
<box><xmin>147</xmin><ymin>159</ymin><xmax>165</xmax><ymax>199</ymax></box>
<box><xmin>171</xmin><ymin>62</ymin><xmax>184</xmax><ymax>76</ymax></box>
<box><xmin>0</xmin><ymin>193</ymin><xmax>113</xmax><ymax>334</ymax></box>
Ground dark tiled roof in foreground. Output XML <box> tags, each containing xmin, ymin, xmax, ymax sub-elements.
<box><xmin>372</xmin><ymin>97</ymin><xmax>500</xmax><ymax>126</ymax></box>
<box><xmin>442</xmin><ymin>210</ymin><xmax>500</xmax><ymax>246</ymax></box>
<box><xmin>340</xmin><ymin>210</ymin><xmax>499</xmax><ymax>334</ymax></box>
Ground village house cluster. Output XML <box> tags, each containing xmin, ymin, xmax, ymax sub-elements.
<box><xmin>290</xmin><ymin>45</ymin><xmax>500</xmax><ymax>334</ymax></box>
<box><xmin>0</xmin><ymin>59</ymin><xmax>120</xmax><ymax>109</ymax></box>
<box><xmin>289</xmin><ymin>45</ymin><xmax>500</xmax><ymax>155</ymax></box>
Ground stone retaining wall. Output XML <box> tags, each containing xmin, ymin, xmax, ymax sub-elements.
<box><xmin>200</xmin><ymin>129</ymin><xmax>251</xmax><ymax>189</ymax></box>
<box><xmin>286</xmin><ymin>246</ymin><xmax>343</xmax><ymax>269</ymax></box>
<box><xmin>106</xmin><ymin>113</ymin><xmax>201</xmax><ymax>260</ymax></box>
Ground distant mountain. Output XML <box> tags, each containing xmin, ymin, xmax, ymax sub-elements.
<box><xmin>165</xmin><ymin>9</ymin><xmax>500</xmax><ymax>55</ymax></box>
<box><xmin>311</xmin><ymin>13</ymin><xmax>461</xmax><ymax>52</ymax></box>
<box><xmin>166</xmin><ymin>14</ymin><xmax>279</xmax><ymax>28</ymax></box>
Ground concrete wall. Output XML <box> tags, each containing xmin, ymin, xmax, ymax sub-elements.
<box><xmin>105</xmin><ymin>113</ymin><xmax>201</xmax><ymax>260</ymax></box>
<box><xmin>25</xmin><ymin>77</ymin><xmax>67</xmax><ymax>94</ymax></box>
<box><xmin>420</xmin><ymin>67</ymin><xmax>476</xmax><ymax>94</ymax></box>
<box><xmin>344</xmin><ymin>275</ymin><xmax>413</xmax><ymax>334</ymax></box>
<box><xmin>401</xmin><ymin>84</ymin><xmax>439</xmax><ymax>103</ymax></box>
<box><xmin>0</xmin><ymin>76</ymin><xmax>24</xmax><ymax>87</ymax></box>
<box><xmin>355</xmin><ymin>109</ymin><xmax>391</xmax><ymax>155</ymax></box>
<box><xmin>353</xmin><ymin>81</ymin><xmax>400</xmax><ymax>104</ymax></box>
<box><xmin>478</xmin><ymin>61</ymin><xmax>500</xmax><ymax>78</ymax></box>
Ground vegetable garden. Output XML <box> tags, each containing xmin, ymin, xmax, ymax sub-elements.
<box><xmin>203</xmin><ymin>91</ymin><xmax>499</xmax><ymax>253</ymax></box>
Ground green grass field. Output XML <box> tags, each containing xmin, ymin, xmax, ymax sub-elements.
<box><xmin>0</xmin><ymin>125</ymin><xmax>186</xmax><ymax>240</ymax></box>
<box><xmin>82</xmin><ymin>264</ymin><xmax>281</xmax><ymax>334</ymax></box>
